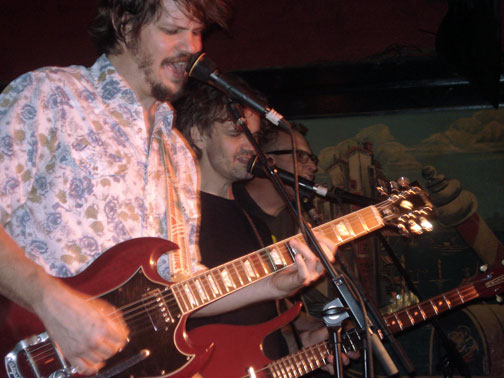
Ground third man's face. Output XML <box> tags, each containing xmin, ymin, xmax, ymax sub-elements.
<box><xmin>270</xmin><ymin>131</ymin><xmax>318</xmax><ymax>181</ymax></box>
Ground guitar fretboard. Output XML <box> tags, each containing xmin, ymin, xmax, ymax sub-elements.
<box><xmin>384</xmin><ymin>280</ymin><xmax>480</xmax><ymax>333</ymax></box>
<box><xmin>262</xmin><ymin>279</ymin><xmax>484</xmax><ymax>378</ymax></box>
<box><xmin>171</xmin><ymin>205</ymin><xmax>384</xmax><ymax>314</ymax></box>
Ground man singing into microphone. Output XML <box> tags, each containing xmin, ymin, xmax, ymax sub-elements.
<box><xmin>175</xmin><ymin>78</ymin><xmax>357</xmax><ymax>375</ymax></box>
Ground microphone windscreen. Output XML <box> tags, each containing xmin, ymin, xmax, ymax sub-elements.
<box><xmin>247</xmin><ymin>156</ymin><xmax>268</xmax><ymax>178</ymax></box>
<box><xmin>186</xmin><ymin>52</ymin><xmax>217</xmax><ymax>83</ymax></box>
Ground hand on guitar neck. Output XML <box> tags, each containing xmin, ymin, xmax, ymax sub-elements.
<box><xmin>193</xmin><ymin>236</ymin><xmax>336</xmax><ymax>318</ymax></box>
<box><xmin>298</xmin><ymin>319</ymin><xmax>360</xmax><ymax>374</ymax></box>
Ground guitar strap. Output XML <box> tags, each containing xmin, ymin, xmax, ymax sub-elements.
<box><xmin>240</xmin><ymin>206</ymin><xmax>303</xmax><ymax>353</ymax></box>
<box><xmin>157</xmin><ymin>129</ymin><xmax>193</xmax><ymax>281</ymax></box>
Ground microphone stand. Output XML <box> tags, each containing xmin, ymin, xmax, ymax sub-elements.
<box><xmin>327</xmin><ymin>187</ymin><xmax>472</xmax><ymax>378</ymax></box>
<box><xmin>229</xmin><ymin>103</ymin><xmax>398</xmax><ymax>378</ymax></box>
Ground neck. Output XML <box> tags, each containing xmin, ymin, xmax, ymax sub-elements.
<box><xmin>108</xmin><ymin>53</ymin><xmax>159</xmax><ymax>138</ymax></box>
<box><xmin>245</xmin><ymin>177</ymin><xmax>287</xmax><ymax>216</ymax></box>
<box><xmin>199</xmin><ymin>162</ymin><xmax>234</xmax><ymax>200</ymax></box>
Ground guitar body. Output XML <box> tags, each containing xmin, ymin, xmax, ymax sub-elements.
<box><xmin>1</xmin><ymin>237</ymin><xmax>212</xmax><ymax>378</ymax></box>
<box><xmin>188</xmin><ymin>302</ymin><xmax>302</xmax><ymax>378</ymax></box>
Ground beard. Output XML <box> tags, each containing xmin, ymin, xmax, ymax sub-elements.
<box><xmin>130</xmin><ymin>40</ymin><xmax>188</xmax><ymax>102</ymax></box>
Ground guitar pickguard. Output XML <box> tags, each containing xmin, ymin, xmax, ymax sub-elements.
<box><xmin>1</xmin><ymin>237</ymin><xmax>212</xmax><ymax>378</ymax></box>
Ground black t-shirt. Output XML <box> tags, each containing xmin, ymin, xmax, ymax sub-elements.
<box><xmin>186</xmin><ymin>191</ymin><xmax>288</xmax><ymax>360</ymax></box>
<box><xmin>232</xmin><ymin>181</ymin><xmax>299</xmax><ymax>243</ymax></box>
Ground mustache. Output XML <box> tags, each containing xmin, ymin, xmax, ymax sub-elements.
<box><xmin>161</xmin><ymin>53</ymin><xmax>193</xmax><ymax>66</ymax></box>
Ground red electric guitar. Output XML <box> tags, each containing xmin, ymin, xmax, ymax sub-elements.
<box><xmin>188</xmin><ymin>265</ymin><xmax>504</xmax><ymax>378</ymax></box>
<box><xmin>1</xmin><ymin>186</ymin><xmax>432</xmax><ymax>378</ymax></box>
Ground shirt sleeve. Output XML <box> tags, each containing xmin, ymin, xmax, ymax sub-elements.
<box><xmin>0</xmin><ymin>70</ymin><xmax>59</xmax><ymax>226</ymax></box>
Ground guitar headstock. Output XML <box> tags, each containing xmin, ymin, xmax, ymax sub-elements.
<box><xmin>474</xmin><ymin>263</ymin><xmax>504</xmax><ymax>300</ymax></box>
<box><xmin>377</xmin><ymin>178</ymin><xmax>434</xmax><ymax>236</ymax></box>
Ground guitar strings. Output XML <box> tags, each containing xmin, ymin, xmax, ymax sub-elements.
<box><xmin>22</xmin><ymin>195</ymin><xmax>430</xmax><ymax>368</ymax></box>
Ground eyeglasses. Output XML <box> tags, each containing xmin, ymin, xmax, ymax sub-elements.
<box><xmin>266</xmin><ymin>149</ymin><xmax>319</xmax><ymax>165</ymax></box>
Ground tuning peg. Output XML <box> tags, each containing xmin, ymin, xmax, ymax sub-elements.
<box><xmin>389</xmin><ymin>181</ymin><xmax>400</xmax><ymax>193</ymax></box>
<box><xmin>480</xmin><ymin>264</ymin><xmax>488</xmax><ymax>272</ymax></box>
<box><xmin>497</xmin><ymin>295</ymin><xmax>503</xmax><ymax>303</ymax></box>
<box><xmin>397</xmin><ymin>177</ymin><xmax>410</xmax><ymax>188</ymax></box>
<box><xmin>399</xmin><ymin>200</ymin><xmax>414</xmax><ymax>211</ymax></box>
<box><xmin>376</xmin><ymin>186</ymin><xmax>388</xmax><ymax>196</ymax></box>
<box><xmin>397</xmin><ymin>223</ymin><xmax>410</xmax><ymax>236</ymax></box>
<box><xmin>419</xmin><ymin>217</ymin><xmax>433</xmax><ymax>232</ymax></box>
<box><xmin>407</xmin><ymin>220</ymin><xmax>423</xmax><ymax>235</ymax></box>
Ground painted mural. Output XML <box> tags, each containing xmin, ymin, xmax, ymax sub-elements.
<box><xmin>298</xmin><ymin>108</ymin><xmax>504</xmax><ymax>376</ymax></box>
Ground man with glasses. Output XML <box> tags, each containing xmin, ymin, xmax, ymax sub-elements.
<box><xmin>233</xmin><ymin>122</ymin><xmax>319</xmax><ymax>244</ymax></box>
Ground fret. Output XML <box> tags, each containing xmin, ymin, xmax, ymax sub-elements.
<box><xmin>206</xmin><ymin>271</ymin><xmax>222</xmax><ymax>297</ymax></box>
<box><xmin>268</xmin><ymin>246</ymin><xmax>288</xmax><ymax>269</ymax></box>
<box><xmin>270</xmin><ymin>361</ymin><xmax>281</xmax><ymax>378</ymax></box>
<box><xmin>321</xmin><ymin>220</ymin><xmax>343</xmax><ymax>244</ymax></box>
<box><xmin>388</xmin><ymin>312</ymin><xmax>403</xmax><ymax>331</ymax></box>
<box><xmin>219</xmin><ymin>266</ymin><xmax>235</xmax><ymax>291</ymax></box>
<box><xmin>211</xmin><ymin>268</ymin><xmax>229</xmax><ymax>295</ymax></box>
<box><xmin>355</xmin><ymin>211</ymin><xmax>370</xmax><ymax>232</ymax></box>
<box><xmin>407</xmin><ymin>307</ymin><xmax>425</xmax><ymax>325</ymax></box>
<box><xmin>335</xmin><ymin>219</ymin><xmax>353</xmax><ymax>241</ymax></box>
<box><xmin>172</xmin><ymin>283</ymin><xmax>190</xmax><ymax>313</ymax></box>
<box><xmin>404</xmin><ymin>308</ymin><xmax>415</xmax><ymax>327</ymax></box>
<box><xmin>287</xmin><ymin>354</ymin><xmax>299</xmax><ymax>377</ymax></box>
<box><xmin>193</xmin><ymin>277</ymin><xmax>209</xmax><ymax>303</ymax></box>
<box><xmin>182</xmin><ymin>282</ymin><xmax>198</xmax><ymax>309</ymax></box>
<box><xmin>190</xmin><ymin>279</ymin><xmax>205</xmax><ymax>305</ymax></box>
<box><xmin>228</xmin><ymin>261</ymin><xmax>244</xmax><ymax>286</ymax></box>
<box><xmin>277</xmin><ymin>359</ymin><xmax>288</xmax><ymax>378</ymax></box>
<box><xmin>280</xmin><ymin>243</ymin><xmax>295</xmax><ymax>265</ymax></box>
<box><xmin>366</xmin><ymin>206</ymin><xmax>385</xmax><ymax>229</ymax></box>
<box><xmin>315</xmin><ymin>345</ymin><xmax>325</xmax><ymax>368</ymax></box>
<box><xmin>299</xmin><ymin>353</ymin><xmax>310</xmax><ymax>374</ymax></box>
<box><xmin>306</xmin><ymin>347</ymin><xmax>316</xmax><ymax>370</ymax></box>
<box><xmin>346</xmin><ymin>212</ymin><xmax>365</xmax><ymax>236</ymax></box>
<box><xmin>456</xmin><ymin>287</ymin><xmax>466</xmax><ymax>304</ymax></box>
<box><xmin>429</xmin><ymin>299</ymin><xmax>439</xmax><ymax>315</ymax></box>
<box><xmin>433</xmin><ymin>296</ymin><xmax>450</xmax><ymax>312</ymax></box>
<box><xmin>292</xmin><ymin>353</ymin><xmax>304</xmax><ymax>375</ymax></box>
<box><xmin>242</xmin><ymin>258</ymin><xmax>257</xmax><ymax>281</ymax></box>
<box><xmin>249</xmin><ymin>253</ymin><xmax>267</xmax><ymax>276</ymax></box>
<box><xmin>200</xmin><ymin>274</ymin><xmax>217</xmax><ymax>301</ymax></box>
<box><xmin>257</xmin><ymin>250</ymin><xmax>274</xmax><ymax>275</ymax></box>
<box><xmin>235</xmin><ymin>257</ymin><xmax>251</xmax><ymax>286</ymax></box>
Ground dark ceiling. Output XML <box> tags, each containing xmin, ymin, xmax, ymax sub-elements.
<box><xmin>2</xmin><ymin>0</ymin><xmax>503</xmax><ymax>116</ymax></box>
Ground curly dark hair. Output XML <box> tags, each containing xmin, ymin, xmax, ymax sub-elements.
<box><xmin>88</xmin><ymin>0</ymin><xmax>233</xmax><ymax>55</ymax></box>
<box><xmin>174</xmin><ymin>77</ymin><xmax>267</xmax><ymax>159</ymax></box>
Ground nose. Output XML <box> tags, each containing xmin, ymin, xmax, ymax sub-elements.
<box><xmin>180</xmin><ymin>30</ymin><xmax>203</xmax><ymax>55</ymax></box>
<box><xmin>240</xmin><ymin>134</ymin><xmax>254</xmax><ymax>151</ymax></box>
<box><xmin>184</xmin><ymin>32</ymin><xmax>202</xmax><ymax>55</ymax></box>
<box><xmin>305</xmin><ymin>157</ymin><xmax>318</xmax><ymax>173</ymax></box>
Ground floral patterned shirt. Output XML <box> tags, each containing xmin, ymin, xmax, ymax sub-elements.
<box><xmin>0</xmin><ymin>55</ymin><xmax>200</xmax><ymax>280</ymax></box>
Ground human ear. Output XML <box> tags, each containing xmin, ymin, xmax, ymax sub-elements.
<box><xmin>190</xmin><ymin>126</ymin><xmax>205</xmax><ymax>149</ymax></box>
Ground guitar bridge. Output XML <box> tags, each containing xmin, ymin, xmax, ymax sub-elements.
<box><xmin>5</xmin><ymin>332</ymin><xmax>70</xmax><ymax>378</ymax></box>
<box><xmin>143</xmin><ymin>288</ymin><xmax>174</xmax><ymax>331</ymax></box>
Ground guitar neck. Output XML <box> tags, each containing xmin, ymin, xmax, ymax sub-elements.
<box><xmin>384</xmin><ymin>279</ymin><xmax>481</xmax><ymax>333</ymax></box>
<box><xmin>264</xmin><ymin>279</ymin><xmax>484</xmax><ymax>378</ymax></box>
<box><xmin>171</xmin><ymin>205</ymin><xmax>385</xmax><ymax>314</ymax></box>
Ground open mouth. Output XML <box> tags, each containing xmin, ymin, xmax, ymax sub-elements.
<box><xmin>164</xmin><ymin>61</ymin><xmax>188</xmax><ymax>80</ymax></box>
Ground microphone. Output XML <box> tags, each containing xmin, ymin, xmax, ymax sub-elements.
<box><xmin>247</xmin><ymin>156</ymin><xmax>330</xmax><ymax>198</ymax></box>
<box><xmin>186</xmin><ymin>52</ymin><xmax>289</xmax><ymax>129</ymax></box>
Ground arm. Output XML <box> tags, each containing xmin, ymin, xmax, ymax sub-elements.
<box><xmin>193</xmin><ymin>236</ymin><xmax>333</xmax><ymax>317</ymax></box>
<box><xmin>0</xmin><ymin>73</ymin><xmax>128</xmax><ymax>375</ymax></box>
<box><xmin>0</xmin><ymin>226</ymin><xmax>129</xmax><ymax>375</ymax></box>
